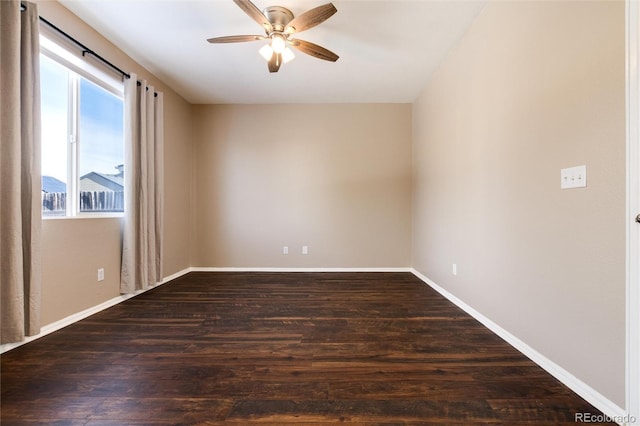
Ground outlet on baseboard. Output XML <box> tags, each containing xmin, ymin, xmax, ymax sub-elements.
<box><xmin>97</xmin><ymin>268</ymin><xmax>105</xmax><ymax>282</ymax></box>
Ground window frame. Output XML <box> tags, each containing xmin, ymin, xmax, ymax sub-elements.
<box><xmin>40</xmin><ymin>34</ymin><xmax>125</xmax><ymax>219</ymax></box>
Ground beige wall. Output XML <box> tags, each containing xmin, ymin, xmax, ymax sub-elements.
<box><xmin>36</xmin><ymin>1</ymin><xmax>193</xmax><ymax>325</ymax></box>
<box><xmin>192</xmin><ymin>104</ymin><xmax>412</xmax><ymax>268</ymax></box>
<box><xmin>40</xmin><ymin>218</ymin><xmax>122</xmax><ymax>325</ymax></box>
<box><xmin>412</xmin><ymin>0</ymin><xmax>625</xmax><ymax>406</ymax></box>
<box><xmin>163</xmin><ymin>90</ymin><xmax>194</xmax><ymax>275</ymax></box>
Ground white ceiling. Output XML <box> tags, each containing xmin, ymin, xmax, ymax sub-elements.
<box><xmin>59</xmin><ymin>0</ymin><xmax>487</xmax><ymax>104</ymax></box>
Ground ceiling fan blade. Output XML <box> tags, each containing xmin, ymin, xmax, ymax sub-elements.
<box><xmin>207</xmin><ymin>35</ymin><xmax>266</xmax><ymax>43</ymax></box>
<box><xmin>290</xmin><ymin>39</ymin><xmax>339</xmax><ymax>62</ymax></box>
<box><xmin>233</xmin><ymin>0</ymin><xmax>273</xmax><ymax>33</ymax></box>
<box><xmin>268</xmin><ymin>53</ymin><xmax>282</xmax><ymax>73</ymax></box>
<box><xmin>285</xmin><ymin>3</ymin><xmax>337</xmax><ymax>34</ymax></box>
<box><xmin>207</xmin><ymin>35</ymin><xmax>267</xmax><ymax>43</ymax></box>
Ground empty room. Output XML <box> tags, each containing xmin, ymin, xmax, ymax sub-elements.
<box><xmin>2</xmin><ymin>0</ymin><xmax>638</xmax><ymax>424</ymax></box>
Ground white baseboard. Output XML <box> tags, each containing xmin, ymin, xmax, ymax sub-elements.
<box><xmin>161</xmin><ymin>268</ymin><xmax>193</xmax><ymax>283</ymax></box>
<box><xmin>0</xmin><ymin>267</ymin><xmax>192</xmax><ymax>354</ymax></box>
<box><xmin>410</xmin><ymin>268</ymin><xmax>629</xmax><ymax>425</ymax></box>
<box><xmin>190</xmin><ymin>266</ymin><xmax>412</xmax><ymax>273</ymax></box>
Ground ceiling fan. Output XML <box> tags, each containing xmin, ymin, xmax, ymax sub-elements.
<box><xmin>207</xmin><ymin>0</ymin><xmax>339</xmax><ymax>73</ymax></box>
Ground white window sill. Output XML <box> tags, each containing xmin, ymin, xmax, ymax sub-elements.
<box><xmin>43</xmin><ymin>213</ymin><xmax>124</xmax><ymax>220</ymax></box>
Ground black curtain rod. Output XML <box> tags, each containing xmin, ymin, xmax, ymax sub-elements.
<box><xmin>39</xmin><ymin>14</ymin><xmax>131</xmax><ymax>80</ymax></box>
<box><xmin>20</xmin><ymin>2</ymin><xmax>130</xmax><ymax>79</ymax></box>
<box><xmin>20</xmin><ymin>1</ymin><xmax>165</xmax><ymax>98</ymax></box>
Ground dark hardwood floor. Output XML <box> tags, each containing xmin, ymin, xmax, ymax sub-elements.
<box><xmin>1</xmin><ymin>272</ymin><xmax>614</xmax><ymax>425</ymax></box>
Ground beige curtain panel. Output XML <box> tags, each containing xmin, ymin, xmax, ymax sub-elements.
<box><xmin>121</xmin><ymin>73</ymin><xmax>164</xmax><ymax>294</ymax></box>
<box><xmin>0</xmin><ymin>0</ymin><xmax>43</xmax><ymax>344</ymax></box>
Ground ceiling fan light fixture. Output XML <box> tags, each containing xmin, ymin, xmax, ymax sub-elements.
<box><xmin>259</xmin><ymin>35</ymin><xmax>294</xmax><ymax>64</ymax></box>
<box><xmin>259</xmin><ymin>43</ymin><xmax>274</xmax><ymax>60</ymax></box>
<box><xmin>270</xmin><ymin>33</ymin><xmax>287</xmax><ymax>54</ymax></box>
<box><xmin>282</xmin><ymin>47</ymin><xmax>295</xmax><ymax>63</ymax></box>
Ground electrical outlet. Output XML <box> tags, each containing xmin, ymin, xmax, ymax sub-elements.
<box><xmin>452</xmin><ymin>264</ymin><xmax>457</xmax><ymax>276</ymax></box>
<box><xmin>97</xmin><ymin>268</ymin><xmax>105</xmax><ymax>282</ymax></box>
<box><xmin>283</xmin><ymin>246</ymin><xmax>289</xmax><ymax>255</ymax></box>
<box><xmin>302</xmin><ymin>246</ymin><xmax>309</xmax><ymax>255</ymax></box>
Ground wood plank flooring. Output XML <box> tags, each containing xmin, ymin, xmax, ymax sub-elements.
<box><xmin>1</xmin><ymin>272</ymin><xmax>615</xmax><ymax>424</ymax></box>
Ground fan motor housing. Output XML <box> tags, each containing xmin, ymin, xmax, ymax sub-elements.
<box><xmin>263</xmin><ymin>6</ymin><xmax>294</xmax><ymax>31</ymax></box>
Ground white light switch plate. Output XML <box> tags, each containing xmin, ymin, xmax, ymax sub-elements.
<box><xmin>560</xmin><ymin>165</ymin><xmax>587</xmax><ymax>189</ymax></box>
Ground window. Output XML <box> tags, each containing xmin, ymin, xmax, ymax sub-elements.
<box><xmin>40</xmin><ymin>36</ymin><xmax>124</xmax><ymax>217</ymax></box>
